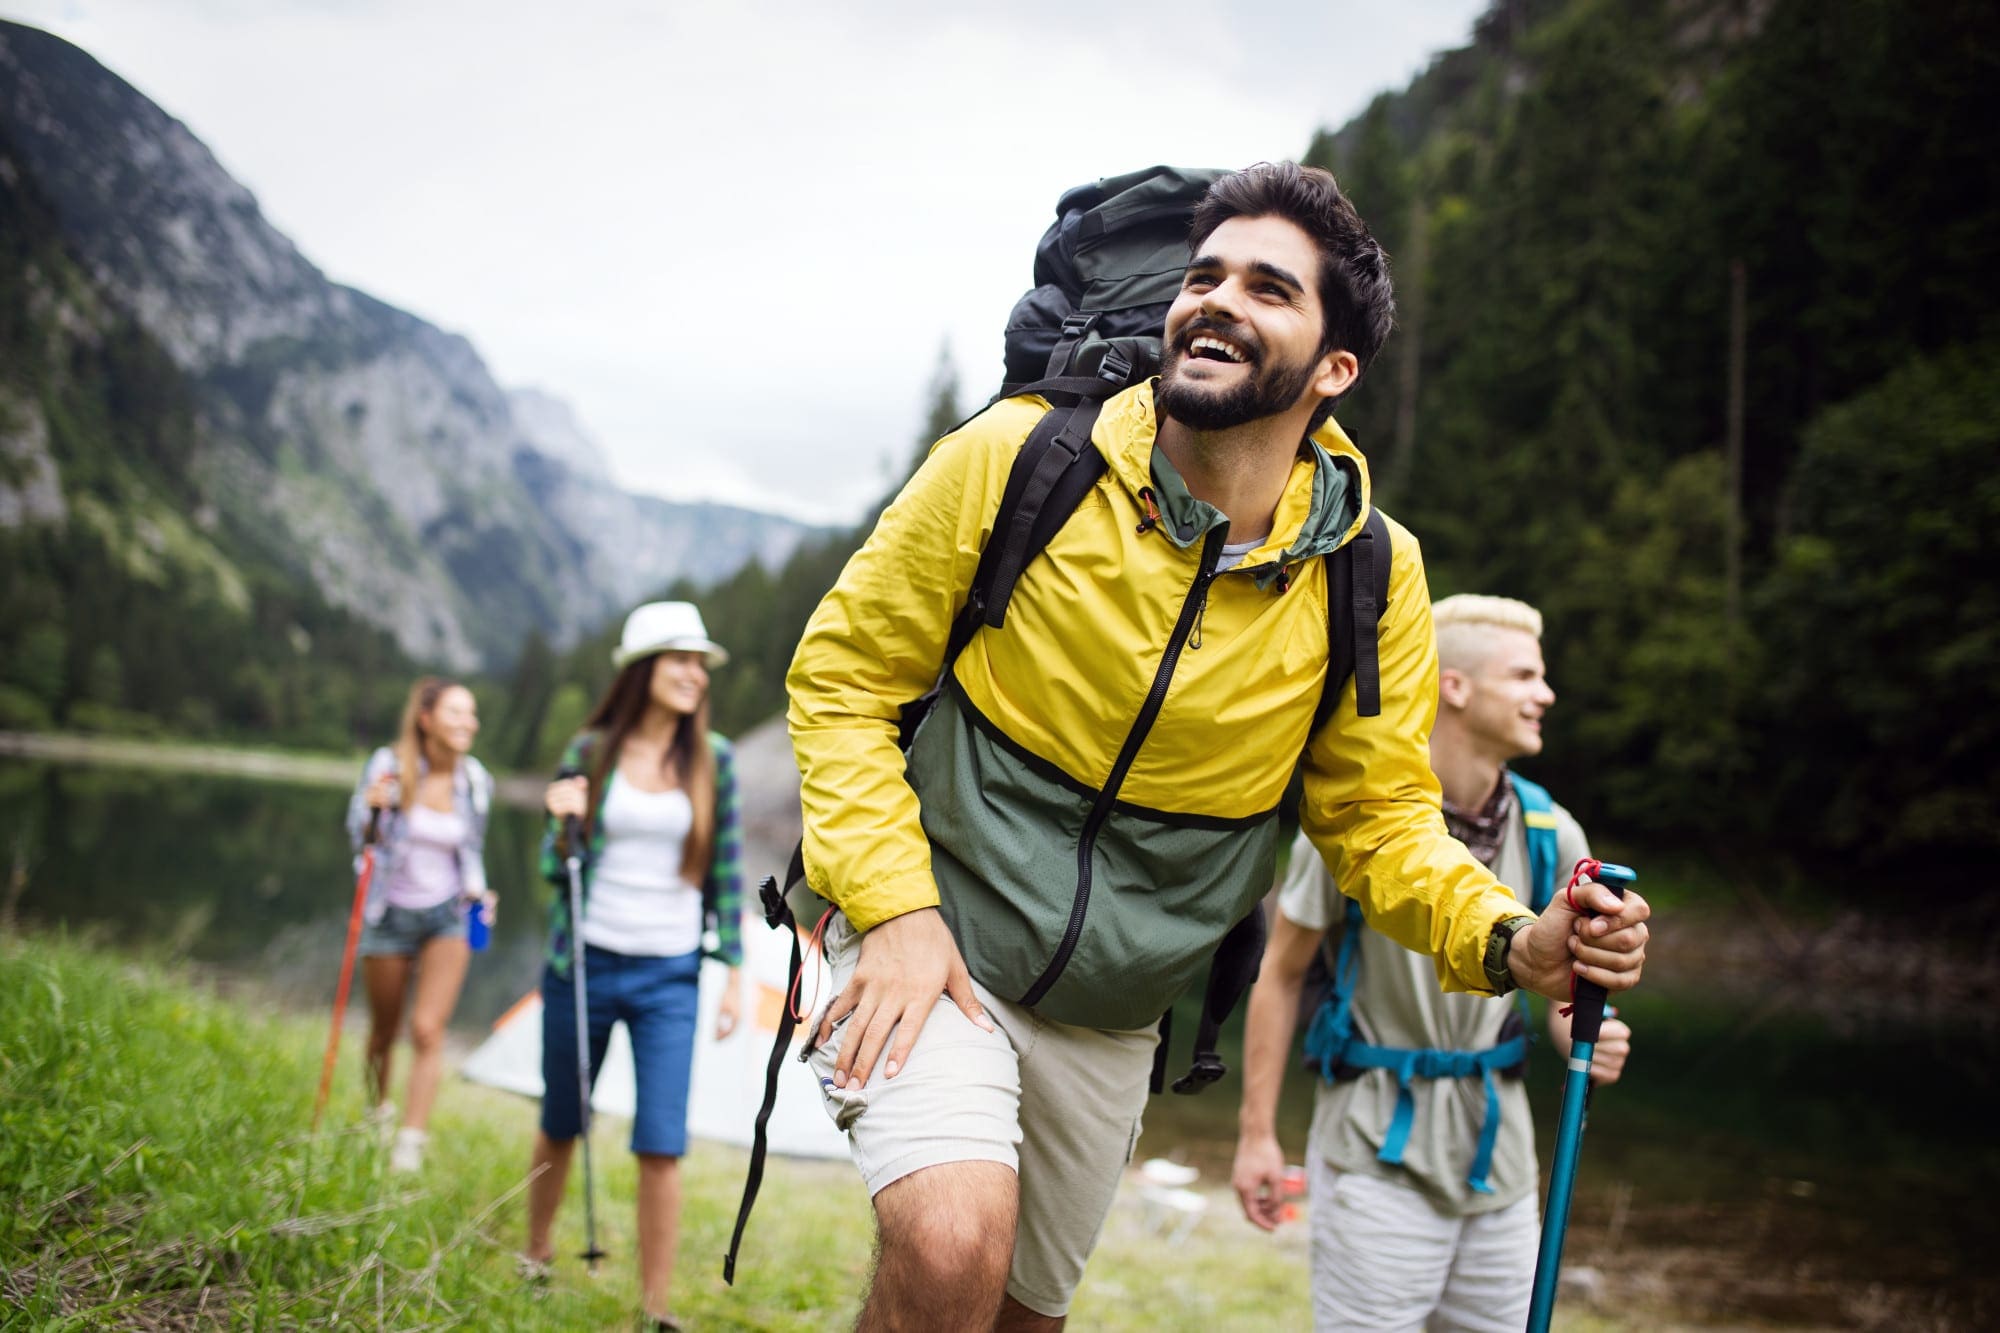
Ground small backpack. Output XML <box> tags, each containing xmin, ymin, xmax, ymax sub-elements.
<box><xmin>724</xmin><ymin>166</ymin><xmax>1393</xmax><ymax>1282</ymax></box>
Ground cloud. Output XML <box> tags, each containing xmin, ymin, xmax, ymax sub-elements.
<box><xmin>4</xmin><ymin>0</ymin><xmax>1486</xmax><ymax>523</ymax></box>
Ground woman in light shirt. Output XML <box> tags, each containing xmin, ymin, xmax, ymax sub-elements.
<box><xmin>523</xmin><ymin>602</ymin><xmax>743</xmax><ymax>1331</ymax></box>
<box><xmin>344</xmin><ymin>676</ymin><xmax>494</xmax><ymax>1173</ymax></box>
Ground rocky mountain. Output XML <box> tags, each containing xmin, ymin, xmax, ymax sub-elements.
<box><xmin>0</xmin><ymin>21</ymin><xmax>813</xmax><ymax>672</ymax></box>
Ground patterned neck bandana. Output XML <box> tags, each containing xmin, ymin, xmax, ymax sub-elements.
<box><xmin>1442</xmin><ymin>769</ymin><xmax>1516</xmax><ymax>868</ymax></box>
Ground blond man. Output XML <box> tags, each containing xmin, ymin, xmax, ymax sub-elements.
<box><xmin>1233</xmin><ymin>594</ymin><xmax>1634</xmax><ymax>1332</ymax></box>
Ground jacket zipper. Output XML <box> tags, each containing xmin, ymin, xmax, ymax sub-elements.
<box><xmin>1019</xmin><ymin>526</ymin><xmax>1228</xmax><ymax>1007</ymax></box>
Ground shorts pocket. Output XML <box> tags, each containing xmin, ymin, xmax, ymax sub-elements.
<box><xmin>805</xmin><ymin>1007</ymin><xmax>868</xmax><ymax>1130</ymax></box>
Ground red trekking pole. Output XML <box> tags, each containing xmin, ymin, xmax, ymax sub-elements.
<box><xmin>312</xmin><ymin>807</ymin><xmax>382</xmax><ymax>1132</ymax></box>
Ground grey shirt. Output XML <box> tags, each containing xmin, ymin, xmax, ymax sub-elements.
<box><xmin>1278</xmin><ymin>789</ymin><xmax>1589</xmax><ymax>1215</ymax></box>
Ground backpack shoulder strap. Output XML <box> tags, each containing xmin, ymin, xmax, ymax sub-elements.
<box><xmin>1508</xmin><ymin>773</ymin><xmax>1561</xmax><ymax>913</ymax></box>
<box><xmin>1301</xmin><ymin>896</ymin><xmax>1367</xmax><ymax>1080</ymax></box>
<box><xmin>939</xmin><ymin>396</ymin><xmax>1110</xmax><ymax>674</ymax></box>
<box><xmin>894</xmin><ymin>395</ymin><xmax>1108</xmax><ymax>750</ymax></box>
<box><xmin>1314</xmin><ymin>506</ymin><xmax>1393</xmax><ymax>731</ymax></box>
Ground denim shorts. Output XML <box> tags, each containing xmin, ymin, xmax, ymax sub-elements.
<box><xmin>358</xmin><ymin>898</ymin><xmax>468</xmax><ymax>957</ymax></box>
<box><xmin>540</xmin><ymin>945</ymin><xmax>701</xmax><ymax>1157</ymax></box>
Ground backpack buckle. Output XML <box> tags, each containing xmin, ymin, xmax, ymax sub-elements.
<box><xmin>1096</xmin><ymin>347</ymin><xmax>1132</xmax><ymax>384</ymax></box>
<box><xmin>757</xmin><ymin>875</ymin><xmax>790</xmax><ymax>930</ymax></box>
<box><xmin>1170</xmin><ymin>1051</ymin><xmax>1227</xmax><ymax>1095</ymax></box>
<box><xmin>1059</xmin><ymin>313</ymin><xmax>1097</xmax><ymax>339</ymax></box>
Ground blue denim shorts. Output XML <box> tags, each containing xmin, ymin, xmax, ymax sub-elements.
<box><xmin>540</xmin><ymin>945</ymin><xmax>701</xmax><ymax>1157</ymax></box>
<box><xmin>358</xmin><ymin>898</ymin><xmax>468</xmax><ymax>957</ymax></box>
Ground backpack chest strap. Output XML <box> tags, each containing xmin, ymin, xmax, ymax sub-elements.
<box><xmin>1334</xmin><ymin>1035</ymin><xmax>1527</xmax><ymax>1195</ymax></box>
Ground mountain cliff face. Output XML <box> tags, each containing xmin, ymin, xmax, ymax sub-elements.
<box><xmin>0</xmin><ymin>21</ymin><xmax>812</xmax><ymax>671</ymax></box>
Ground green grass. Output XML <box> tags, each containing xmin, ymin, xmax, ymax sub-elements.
<box><xmin>0</xmin><ymin>935</ymin><xmax>1325</xmax><ymax>1330</ymax></box>
<box><xmin>0</xmin><ymin>933</ymin><xmax>875</xmax><ymax>1329</ymax></box>
<box><xmin>2</xmin><ymin>933</ymin><xmax>1706</xmax><ymax>1330</ymax></box>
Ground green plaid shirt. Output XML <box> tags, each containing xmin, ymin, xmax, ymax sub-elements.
<box><xmin>541</xmin><ymin>730</ymin><xmax>744</xmax><ymax>976</ymax></box>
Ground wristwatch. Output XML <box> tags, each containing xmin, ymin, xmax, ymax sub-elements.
<box><xmin>1482</xmin><ymin>913</ymin><xmax>1538</xmax><ymax>995</ymax></box>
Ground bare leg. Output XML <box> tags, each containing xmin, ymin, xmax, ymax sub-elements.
<box><xmin>636</xmin><ymin>1154</ymin><xmax>682</xmax><ymax>1320</ymax></box>
<box><xmin>996</xmin><ymin>1295</ymin><xmax>1065</xmax><ymax>1331</ymax></box>
<box><xmin>859</xmin><ymin>1160</ymin><xmax>1017</xmax><ymax>1332</ymax></box>
<box><xmin>525</xmin><ymin>1131</ymin><xmax>577</xmax><ymax>1262</ymax></box>
<box><xmin>361</xmin><ymin>953</ymin><xmax>412</xmax><ymax>1108</ymax></box>
<box><xmin>400</xmin><ymin>933</ymin><xmax>471</xmax><ymax>1131</ymax></box>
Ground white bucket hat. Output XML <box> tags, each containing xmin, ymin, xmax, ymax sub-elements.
<box><xmin>611</xmin><ymin>601</ymin><xmax>729</xmax><ymax>670</ymax></box>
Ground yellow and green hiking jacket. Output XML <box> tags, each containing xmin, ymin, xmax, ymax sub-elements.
<box><xmin>787</xmin><ymin>382</ymin><xmax>1531</xmax><ymax>1029</ymax></box>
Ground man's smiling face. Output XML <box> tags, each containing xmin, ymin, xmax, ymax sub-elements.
<box><xmin>1156</xmin><ymin>214</ymin><xmax>1338</xmax><ymax>432</ymax></box>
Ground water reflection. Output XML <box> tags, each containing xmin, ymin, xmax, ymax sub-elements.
<box><xmin>0</xmin><ymin>759</ymin><xmax>550</xmax><ymax>1032</ymax></box>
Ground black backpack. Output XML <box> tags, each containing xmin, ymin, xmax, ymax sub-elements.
<box><xmin>723</xmin><ymin>166</ymin><xmax>1391</xmax><ymax>1282</ymax></box>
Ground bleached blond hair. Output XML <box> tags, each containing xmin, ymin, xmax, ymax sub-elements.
<box><xmin>1432</xmin><ymin>594</ymin><xmax>1543</xmax><ymax>675</ymax></box>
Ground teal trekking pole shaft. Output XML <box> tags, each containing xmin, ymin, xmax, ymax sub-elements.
<box><xmin>1528</xmin><ymin>861</ymin><xmax>1635</xmax><ymax>1333</ymax></box>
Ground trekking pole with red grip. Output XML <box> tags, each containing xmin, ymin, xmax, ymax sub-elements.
<box><xmin>312</xmin><ymin>807</ymin><xmax>382</xmax><ymax>1133</ymax></box>
<box><xmin>1528</xmin><ymin>859</ymin><xmax>1637</xmax><ymax>1332</ymax></box>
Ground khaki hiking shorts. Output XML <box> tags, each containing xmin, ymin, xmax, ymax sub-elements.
<box><xmin>805</xmin><ymin>911</ymin><xmax>1158</xmax><ymax>1317</ymax></box>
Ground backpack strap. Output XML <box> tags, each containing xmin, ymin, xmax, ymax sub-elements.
<box><xmin>900</xmin><ymin>397</ymin><xmax>1110</xmax><ymax>750</ymax></box>
<box><xmin>1508</xmin><ymin>773</ymin><xmax>1561</xmax><ymax>913</ymax></box>
<box><xmin>1315</xmin><ymin>507</ymin><xmax>1393</xmax><ymax>731</ymax></box>
<box><xmin>1169</xmin><ymin>905</ymin><xmax>1267</xmax><ymax>1094</ymax></box>
<box><xmin>1332</xmin><ymin>1033</ymin><xmax>1528</xmax><ymax>1195</ymax></box>
<box><xmin>723</xmin><ymin>848</ymin><xmax>808</xmax><ymax>1285</ymax></box>
<box><xmin>1302</xmin><ymin>894</ymin><xmax>1527</xmax><ymax>1194</ymax></box>
<box><xmin>974</xmin><ymin>397</ymin><xmax>1110</xmax><ymax>633</ymax></box>
<box><xmin>1301</xmin><ymin>897</ymin><xmax>1367</xmax><ymax>1080</ymax></box>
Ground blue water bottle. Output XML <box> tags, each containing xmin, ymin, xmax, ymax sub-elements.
<box><xmin>466</xmin><ymin>895</ymin><xmax>490</xmax><ymax>951</ymax></box>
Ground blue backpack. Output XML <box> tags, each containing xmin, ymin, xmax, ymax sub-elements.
<box><xmin>1299</xmin><ymin>773</ymin><xmax>1561</xmax><ymax>1194</ymax></box>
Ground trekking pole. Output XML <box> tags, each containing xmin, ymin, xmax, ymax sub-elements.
<box><xmin>558</xmin><ymin>766</ymin><xmax>608</xmax><ymax>1274</ymax></box>
<box><xmin>1528</xmin><ymin>860</ymin><xmax>1636</xmax><ymax>1333</ymax></box>
<box><xmin>311</xmin><ymin>808</ymin><xmax>381</xmax><ymax>1133</ymax></box>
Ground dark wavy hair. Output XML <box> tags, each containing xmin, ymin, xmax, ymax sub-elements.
<box><xmin>1189</xmin><ymin>161</ymin><xmax>1396</xmax><ymax>428</ymax></box>
<box><xmin>578</xmin><ymin>655</ymin><xmax>717</xmax><ymax>885</ymax></box>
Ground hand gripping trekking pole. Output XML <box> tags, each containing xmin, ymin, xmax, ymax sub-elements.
<box><xmin>1528</xmin><ymin>860</ymin><xmax>1636</xmax><ymax>1333</ymax></box>
<box><xmin>312</xmin><ymin>807</ymin><xmax>380</xmax><ymax>1133</ymax></box>
<box><xmin>558</xmin><ymin>766</ymin><xmax>608</xmax><ymax>1273</ymax></box>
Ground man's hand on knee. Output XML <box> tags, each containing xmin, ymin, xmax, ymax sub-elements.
<box><xmin>818</xmin><ymin>907</ymin><xmax>994</xmax><ymax>1088</ymax></box>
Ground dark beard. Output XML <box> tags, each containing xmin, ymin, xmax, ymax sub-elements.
<box><xmin>1156</xmin><ymin>325</ymin><xmax>1318</xmax><ymax>431</ymax></box>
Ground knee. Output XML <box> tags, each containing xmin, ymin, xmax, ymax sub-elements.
<box><xmin>408</xmin><ymin>1017</ymin><xmax>447</xmax><ymax>1054</ymax></box>
<box><xmin>878</xmin><ymin>1186</ymin><xmax>1014</xmax><ymax>1293</ymax></box>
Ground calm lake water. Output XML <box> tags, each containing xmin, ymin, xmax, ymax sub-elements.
<box><xmin>4</xmin><ymin>756</ymin><xmax>1994</xmax><ymax>1327</ymax></box>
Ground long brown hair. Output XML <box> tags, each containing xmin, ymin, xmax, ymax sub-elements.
<box><xmin>394</xmin><ymin>676</ymin><xmax>466</xmax><ymax>811</ymax></box>
<box><xmin>579</xmin><ymin>655</ymin><xmax>717</xmax><ymax>884</ymax></box>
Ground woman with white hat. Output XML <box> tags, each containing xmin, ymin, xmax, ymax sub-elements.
<box><xmin>520</xmin><ymin>602</ymin><xmax>744</xmax><ymax>1330</ymax></box>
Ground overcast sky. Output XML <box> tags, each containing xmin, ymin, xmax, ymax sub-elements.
<box><xmin>8</xmin><ymin>0</ymin><xmax>1489</xmax><ymax>524</ymax></box>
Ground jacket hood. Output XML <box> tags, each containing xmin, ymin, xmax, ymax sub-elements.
<box><xmin>1094</xmin><ymin>381</ymin><xmax>1369</xmax><ymax>585</ymax></box>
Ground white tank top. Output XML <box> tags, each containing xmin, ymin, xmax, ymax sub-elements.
<box><xmin>580</xmin><ymin>779</ymin><xmax>703</xmax><ymax>957</ymax></box>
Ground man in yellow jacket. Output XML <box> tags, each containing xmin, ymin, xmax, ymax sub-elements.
<box><xmin>786</xmin><ymin>161</ymin><xmax>1652</xmax><ymax>1331</ymax></box>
